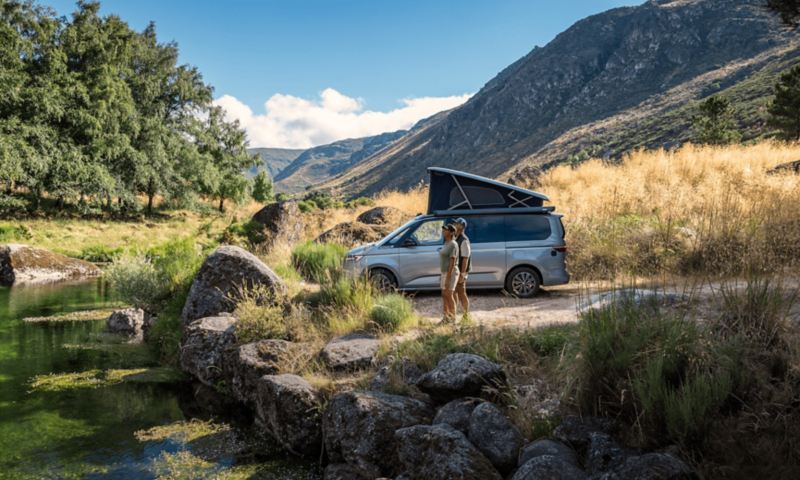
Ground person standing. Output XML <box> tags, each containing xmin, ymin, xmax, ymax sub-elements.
<box><xmin>453</xmin><ymin>218</ymin><xmax>471</xmax><ymax>318</ymax></box>
<box><xmin>439</xmin><ymin>223</ymin><xmax>459</xmax><ymax>322</ymax></box>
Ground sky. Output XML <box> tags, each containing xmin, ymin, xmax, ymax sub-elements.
<box><xmin>44</xmin><ymin>0</ymin><xmax>639</xmax><ymax>148</ymax></box>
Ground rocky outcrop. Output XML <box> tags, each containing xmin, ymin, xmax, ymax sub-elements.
<box><xmin>255</xmin><ymin>374</ymin><xmax>322</xmax><ymax>457</ymax></box>
<box><xmin>321</xmin><ymin>333</ymin><xmax>380</xmax><ymax>370</ymax></box>
<box><xmin>518</xmin><ymin>439</ymin><xmax>580</xmax><ymax>467</ymax></box>
<box><xmin>323</xmin><ymin>391</ymin><xmax>434</xmax><ymax>478</ymax></box>
<box><xmin>596</xmin><ymin>452</ymin><xmax>697</xmax><ymax>480</ymax></box>
<box><xmin>369</xmin><ymin>358</ymin><xmax>424</xmax><ymax>392</ymax></box>
<box><xmin>316</xmin><ymin>222</ymin><xmax>392</xmax><ymax>247</ymax></box>
<box><xmin>416</xmin><ymin>353</ymin><xmax>506</xmax><ymax>402</ymax></box>
<box><xmin>106</xmin><ymin>308</ymin><xmax>145</xmax><ymax>340</ymax></box>
<box><xmin>223</xmin><ymin>339</ymin><xmax>308</xmax><ymax>404</ymax></box>
<box><xmin>432</xmin><ymin>397</ymin><xmax>483</xmax><ymax>434</ymax></box>
<box><xmin>512</xmin><ymin>455</ymin><xmax>589</xmax><ymax>480</ymax></box>
<box><xmin>394</xmin><ymin>424</ymin><xmax>502</xmax><ymax>480</ymax></box>
<box><xmin>180</xmin><ymin>245</ymin><xmax>285</xmax><ymax>326</ymax></box>
<box><xmin>0</xmin><ymin>244</ymin><xmax>101</xmax><ymax>286</ymax></box>
<box><xmin>467</xmin><ymin>402</ymin><xmax>524</xmax><ymax>474</ymax></box>
<box><xmin>179</xmin><ymin>315</ymin><xmax>237</xmax><ymax>388</ymax></box>
<box><xmin>251</xmin><ymin>201</ymin><xmax>304</xmax><ymax>248</ymax></box>
<box><xmin>768</xmin><ymin>159</ymin><xmax>800</xmax><ymax>175</ymax></box>
<box><xmin>356</xmin><ymin>206</ymin><xmax>407</xmax><ymax>226</ymax></box>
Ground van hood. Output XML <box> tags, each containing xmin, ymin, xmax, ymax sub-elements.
<box><xmin>347</xmin><ymin>243</ymin><xmax>375</xmax><ymax>256</ymax></box>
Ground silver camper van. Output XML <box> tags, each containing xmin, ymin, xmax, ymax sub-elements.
<box><xmin>342</xmin><ymin>168</ymin><xmax>569</xmax><ymax>298</ymax></box>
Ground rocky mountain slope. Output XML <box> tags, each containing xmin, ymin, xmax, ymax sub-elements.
<box><xmin>247</xmin><ymin>148</ymin><xmax>304</xmax><ymax>179</ymax></box>
<box><xmin>321</xmin><ymin>0</ymin><xmax>797</xmax><ymax>196</ymax></box>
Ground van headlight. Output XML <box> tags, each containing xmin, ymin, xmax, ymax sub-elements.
<box><xmin>345</xmin><ymin>254</ymin><xmax>363</xmax><ymax>262</ymax></box>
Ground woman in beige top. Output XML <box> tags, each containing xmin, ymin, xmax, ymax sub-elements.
<box><xmin>439</xmin><ymin>224</ymin><xmax>459</xmax><ymax>322</ymax></box>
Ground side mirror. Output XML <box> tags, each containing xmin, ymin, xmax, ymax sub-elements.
<box><xmin>402</xmin><ymin>238</ymin><xmax>417</xmax><ymax>247</ymax></box>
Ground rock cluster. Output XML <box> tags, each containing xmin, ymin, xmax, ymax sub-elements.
<box><xmin>106</xmin><ymin>307</ymin><xmax>146</xmax><ymax>340</ymax></box>
<box><xmin>0</xmin><ymin>244</ymin><xmax>101</xmax><ymax>286</ymax></box>
<box><xmin>356</xmin><ymin>206</ymin><xmax>407</xmax><ymax>226</ymax></box>
<box><xmin>251</xmin><ymin>200</ymin><xmax>305</xmax><ymax>249</ymax></box>
<box><xmin>315</xmin><ymin>222</ymin><xmax>392</xmax><ymax>247</ymax></box>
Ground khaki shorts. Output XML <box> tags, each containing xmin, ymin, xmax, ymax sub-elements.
<box><xmin>440</xmin><ymin>271</ymin><xmax>459</xmax><ymax>291</ymax></box>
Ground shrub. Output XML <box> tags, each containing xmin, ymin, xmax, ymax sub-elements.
<box><xmin>233</xmin><ymin>285</ymin><xmax>314</xmax><ymax>343</ymax></box>
<box><xmin>291</xmin><ymin>241</ymin><xmax>348</xmax><ymax>283</ymax></box>
<box><xmin>0</xmin><ymin>222</ymin><xmax>31</xmax><ymax>242</ymax></box>
<box><xmin>716</xmin><ymin>276</ymin><xmax>796</xmax><ymax>348</ymax></box>
<box><xmin>369</xmin><ymin>294</ymin><xmax>416</xmax><ymax>332</ymax></box>
<box><xmin>77</xmin><ymin>244</ymin><xmax>124</xmax><ymax>263</ymax></box>
<box><xmin>345</xmin><ymin>196</ymin><xmax>374</xmax><ymax>208</ymax></box>
<box><xmin>297</xmin><ymin>200</ymin><xmax>317</xmax><ymax>213</ymax></box>
<box><xmin>105</xmin><ymin>255</ymin><xmax>167</xmax><ymax>312</ymax></box>
<box><xmin>0</xmin><ymin>195</ymin><xmax>29</xmax><ymax>215</ymax></box>
<box><xmin>223</xmin><ymin>219</ymin><xmax>265</xmax><ymax>245</ymax></box>
<box><xmin>312</xmin><ymin>276</ymin><xmax>374</xmax><ymax>312</ymax></box>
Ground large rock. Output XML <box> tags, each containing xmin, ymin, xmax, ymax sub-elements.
<box><xmin>416</xmin><ymin>353</ymin><xmax>506</xmax><ymax>402</ymax></box>
<box><xmin>222</xmin><ymin>339</ymin><xmax>308</xmax><ymax>404</ymax></box>
<box><xmin>511</xmin><ymin>455</ymin><xmax>588</xmax><ymax>480</ymax></box>
<box><xmin>356</xmin><ymin>206</ymin><xmax>406</xmax><ymax>226</ymax></box>
<box><xmin>394</xmin><ymin>424</ymin><xmax>502</xmax><ymax>480</ymax></box>
<box><xmin>585</xmin><ymin>432</ymin><xmax>630</xmax><ymax>475</ymax></box>
<box><xmin>323</xmin><ymin>391</ymin><xmax>434</xmax><ymax>478</ymax></box>
<box><xmin>316</xmin><ymin>222</ymin><xmax>392</xmax><ymax>247</ymax></box>
<box><xmin>518</xmin><ymin>439</ymin><xmax>580</xmax><ymax>468</ymax></box>
<box><xmin>596</xmin><ymin>453</ymin><xmax>697</xmax><ymax>480</ymax></box>
<box><xmin>106</xmin><ymin>308</ymin><xmax>145</xmax><ymax>339</ymax></box>
<box><xmin>768</xmin><ymin>159</ymin><xmax>800</xmax><ymax>175</ymax></box>
<box><xmin>180</xmin><ymin>245</ymin><xmax>286</xmax><ymax>326</ymax></box>
<box><xmin>467</xmin><ymin>402</ymin><xmax>524</xmax><ymax>474</ymax></box>
<box><xmin>323</xmin><ymin>464</ymin><xmax>371</xmax><ymax>480</ymax></box>
<box><xmin>321</xmin><ymin>333</ymin><xmax>380</xmax><ymax>370</ymax></box>
<box><xmin>369</xmin><ymin>357</ymin><xmax>425</xmax><ymax>393</ymax></box>
<box><xmin>179</xmin><ymin>315</ymin><xmax>237</xmax><ymax>388</ymax></box>
<box><xmin>553</xmin><ymin>415</ymin><xmax>616</xmax><ymax>452</ymax></box>
<box><xmin>255</xmin><ymin>374</ymin><xmax>322</xmax><ymax>457</ymax></box>
<box><xmin>432</xmin><ymin>397</ymin><xmax>483</xmax><ymax>434</ymax></box>
<box><xmin>0</xmin><ymin>244</ymin><xmax>101</xmax><ymax>286</ymax></box>
<box><xmin>251</xmin><ymin>200</ymin><xmax>304</xmax><ymax>248</ymax></box>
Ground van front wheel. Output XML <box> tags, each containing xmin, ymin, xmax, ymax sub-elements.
<box><xmin>505</xmin><ymin>267</ymin><xmax>540</xmax><ymax>298</ymax></box>
<box><xmin>369</xmin><ymin>268</ymin><xmax>398</xmax><ymax>292</ymax></box>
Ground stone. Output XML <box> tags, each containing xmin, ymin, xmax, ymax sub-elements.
<box><xmin>252</xmin><ymin>200</ymin><xmax>304</xmax><ymax>248</ymax></box>
<box><xmin>0</xmin><ymin>244</ymin><xmax>101</xmax><ymax>286</ymax></box>
<box><xmin>321</xmin><ymin>333</ymin><xmax>380</xmax><ymax>370</ymax></box>
<box><xmin>180</xmin><ymin>245</ymin><xmax>286</xmax><ymax>326</ymax></box>
<box><xmin>356</xmin><ymin>206</ymin><xmax>406</xmax><ymax>226</ymax></box>
<box><xmin>467</xmin><ymin>402</ymin><xmax>524</xmax><ymax>474</ymax></box>
<box><xmin>553</xmin><ymin>415</ymin><xmax>616</xmax><ymax>452</ymax></box>
<box><xmin>416</xmin><ymin>353</ymin><xmax>506</xmax><ymax>402</ymax></box>
<box><xmin>222</xmin><ymin>339</ymin><xmax>308</xmax><ymax>404</ymax></box>
<box><xmin>511</xmin><ymin>455</ymin><xmax>588</xmax><ymax>480</ymax></box>
<box><xmin>179</xmin><ymin>316</ymin><xmax>237</xmax><ymax>388</ymax></box>
<box><xmin>394</xmin><ymin>424</ymin><xmax>502</xmax><ymax>480</ymax></box>
<box><xmin>106</xmin><ymin>308</ymin><xmax>145</xmax><ymax>339</ymax></box>
<box><xmin>323</xmin><ymin>391</ymin><xmax>434</xmax><ymax>478</ymax></box>
<box><xmin>585</xmin><ymin>432</ymin><xmax>630</xmax><ymax>475</ymax></box>
<box><xmin>432</xmin><ymin>397</ymin><xmax>483</xmax><ymax>434</ymax></box>
<box><xmin>518</xmin><ymin>439</ymin><xmax>580</xmax><ymax>468</ymax></box>
<box><xmin>369</xmin><ymin>358</ymin><xmax>424</xmax><ymax>392</ymax></box>
<box><xmin>255</xmin><ymin>374</ymin><xmax>322</xmax><ymax>457</ymax></box>
<box><xmin>507</xmin><ymin>165</ymin><xmax>544</xmax><ymax>189</ymax></box>
<box><xmin>323</xmin><ymin>463</ymin><xmax>370</xmax><ymax>480</ymax></box>
<box><xmin>315</xmin><ymin>222</ymin><xmax>393</xmax><ymax>247</ymax></box>
<box><xmin>596</xmin><ymin>453</ymin><xmax>697</xmax><ymax>480</ymax></box>
<box><xmin>768</xmin><ymin>159</ymin><xmax>800</xmax><ymax>175</ymax></box>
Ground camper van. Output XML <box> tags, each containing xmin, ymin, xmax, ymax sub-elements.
<box><xmin>342</xmin><ymin>167</ymin><xmax>569</xmax><ymax>298</ymax></box>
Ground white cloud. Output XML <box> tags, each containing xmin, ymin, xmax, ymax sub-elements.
<box><xmin>214</xmin><ymin>88</ymin><xmax>471</xmax><ymax>149</ymax></box>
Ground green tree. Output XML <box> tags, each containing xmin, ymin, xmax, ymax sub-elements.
<box><xmin>251</xmin><ymin>170</ymin><xmax>273</xmax><ymax>203</ymax></box>
<box><xmin>692</xmin><ymin>95</ymin><xmax>741</xmax><ymax>145</ymax></box>
<box><xmin>768</xmin><ymin>66</ymin><xmax>800</xmax><ymax>140</ymax></box>
<box><xmin>768</xmin><ymin>0</ymin><xmax>800</xmax><ymax>26</ymax></box>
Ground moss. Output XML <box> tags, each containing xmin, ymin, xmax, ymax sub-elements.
<box><xmin>22</xmin><ymin>308</ymin><xmax>120</xmax><ymax>323</ymax></box>
<box><xmin>29</xmin><ymin>367</ymin><xmax>183</xmax><ymax>392</ymax></box>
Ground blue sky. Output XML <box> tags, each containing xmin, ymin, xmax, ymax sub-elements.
<box><xmin>45</xmin><ymin>0</ymin><xmax>639</xmax><ymax>148</ymax></box>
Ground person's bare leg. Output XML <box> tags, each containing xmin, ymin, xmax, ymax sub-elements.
<box><xmin>456</xmin><ymin>281</ymin><xmax>469</xmax><ymax>315</ymax></box>
<box><xmin>445</xmin><ymin>289</ymin><xmax>456</xmax><ymax>319</ymax></box>
<box><xmin>441</xmin><ymin>290</ymin><xmax>449</xmax><ymax>320</ymax></box>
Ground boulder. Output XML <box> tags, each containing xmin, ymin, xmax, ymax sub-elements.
<box><xmin>507</xmin><ymin>165</ymin><xmax>544</xmax><ymax>189</ymax></box>
<box><xmin>369</xmin><ymin>357</ymin><xmax>425</xmax><ymax>392</ymax></box>
<box><xmin>416</xmin><ymin>353</ymin><xmax>506</xmax><ymax>402</ymax></box>
<box><xmin>518</xmin><ymin>439</ymin><xmax>580</xmax><ymax>468</ymax></box>
<box><xmin>106</xmin><ymin>308</ymin><xmax>145</xmax><ymax>339</ymax></box>
<box><xmin>432</xmin><ymin>397</ymin><xmax>483</xmax><ymax>434</ymax></box>
<box><xmin>553</xmin><ymin>415</ymin><xmax>616</xmax><ymax>452</ymax></box>
<box><xmin>252</xmin><ymin>201</ymin><xmax>304</xmax><ymax>248</ymax></box>
<box><xmin>467</xmin><ymin>402</ymin><xmax>524</xmax><ymax>474</ymax></box>
<box><xmin>356</xmin><ymin>206</ymin><xmax>406</xmax><ymax>226</ymax></box>
<box><xmin>511</xmin><ymin>455</ymin><xmax>588</xmax><ymax>480</ymax></box>
<box><xmin>179</xmin><ymin>315</ymin><xmax>237</xmax><ymax>388</ymax></box>
<box><xmin>315</xmin><ymin>222</ymin><xmax>393</xmax><ymax>247</ymax></box>
<box><xmin>0</xmin><ymin>244</ymin><xmax>101</xmax><ymax>286</ymax></box>
<box><xmin>585</xmin><ymin>432</ymin><xmax>630</xmax><ymax>475</ymax></box>
<box><xmin>394</xmin><ymin>424</ymin><xmax>502</xmax><ymax>480</ymax></box>
<box><xmin>223</xmin><ymin>339</ymin><xmax>308</xmax><ymax>404</ymax></box>
<box><xmin>596</xmin><ymin>453</ymin><xmax>697</xmax><ymax>480</ymax></box>
<box><xmin>768</xmin><ymin>159</ymin><xmax>800</xmax><ymax>175</ymax></box>
<box><xmin>255</xmin><ymin>374</ymin><xmax>322</xmax><ymax>457</ymax></box>
<box><xmin>323</xmin><ymin>463</ymin><xmax>371</xmax><ymax>480</ymax></box>
<box><xmin>180</xmin><ymin>245</ymin><xmax>286</xmax><ymax>326</ymax></box>
<box><xmin>323</xmin><ymin>391</ymin><xmax>434</xmax><ymax>478</ymax></box>
<box><xmin>321</xmin><ymin>333</ymin><xmax>380</xmax><ymax>370</ymax></box>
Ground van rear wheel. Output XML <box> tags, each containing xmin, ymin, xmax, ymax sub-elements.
<box><xmin>505</xmin><ymin>267</ymin><xmax>540</xmax><ymax>298</ymax></box>
<box><xmin>369</xmin><ymin>268</ymin><xmax>398</xmax><ymax>292</ymax></box>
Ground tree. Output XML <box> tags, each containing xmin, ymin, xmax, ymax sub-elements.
<box><xmin>767</xmin><ymin>0</ymin><xmax>800</xmax><ymax>26</ymax></box>
<box><xmin>692</xmin><ymin>95</ymin><xmax>741</xmax><ymax>145</ymax></box>
<box><xmin>768</xmin><ymin>65</ymin><xmax>800</xmax><ymax>140</ymax></box>
<box><xmin>251</xmin><ymin>170</ymin><xmax>273</xmax><ymax>203</ymax></box>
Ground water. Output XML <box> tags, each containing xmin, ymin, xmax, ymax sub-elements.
<box><xmin>0</xmin><ymin>280</ymin><xmax>317</xmax><ymax>479</ymax></box>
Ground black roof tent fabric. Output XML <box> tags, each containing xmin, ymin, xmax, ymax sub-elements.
<box><xmin>426</xmin><ymin>167</ymin><xmax>550</xmax><ymax>214</ymax></box>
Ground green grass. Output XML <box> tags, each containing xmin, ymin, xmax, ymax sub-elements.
<box><xmin>29</xmin><ymin>367</ymin><xmax>183</xmax><ymax>392</ymax></box>
<box><xmin>291</xmin><ymin>241</ymin><xmax>348</xmax><ymax>283</ymax></box>
<box><xmin>369</xmin><ymin>294</ymin><xmax>417</xmax><ymax>333</ymax></box>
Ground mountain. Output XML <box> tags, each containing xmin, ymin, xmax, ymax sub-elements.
<box><xmin>321</xmin><ymin>0</ymin><xmax>798</xmax><ymax>196</ymax></box>
<box><xmin>247</xmin><ymin>148</ymin><xmax>304</xmax><ymax>179</ymax></box>
<box><xmin>272</xmin><ymin>130</ymin><xmax>406</xmax><ymax>193</ymax></box>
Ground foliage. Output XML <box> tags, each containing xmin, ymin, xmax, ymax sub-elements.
<box><xmin>251</xmin><ymin>170</ymin><xmax>274</xmax><ymax>203</ymax></box>
<box><xmin>692</xmin><ymin>95</ymin><xmax>741</xmax><ymax>145</ymax></box>
<box><xmin>0</xmin><ymin>222</ymin><xmax>31</xmax><ymax>242</ymax></box>
<box><xmin>768</xmin><ymin>0</ymin><xmax>800</xmax><ymax>26</ymax></box>
<box><xmin>77</xmin><ymin>244</ymin><xmax>124</xmax><ymax>262</ymax></box>
<box><xmin>768</xmin><ymin>65</ymin><xmax>800</xmax><ymax>140</ymax></box>
<box><xmin>291</xmin><ymin>241</ymin><xmax>348</xmax><ymax>283</ymax></box>
<box><xmin>105</xmin><ymin>255</ymin><xmax>166</xmax><ymax>312</ymax></box>
<box><xmin>369</xmin><ymin>294</ymin><xmax>416</xmax><ymax>333</ymax></box>
<box><xmin>297</xmin><ymin>200</ymin><xmax>317</xmax><ymax>213</ymax></box>
<box><xmin>345</xmin><ymin>196</ymin><xmax>374</xmax><ymax>208</ymax></box>
<box><xmin>233</xmin><ymin>286</ymin><xmax>313</xmax><ymax>343</ymax></box>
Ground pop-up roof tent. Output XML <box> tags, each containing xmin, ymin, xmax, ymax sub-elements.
<box><xmin>426</xmin><ymin>167</ymin><xmax>552</xmax><ymax>215</ymax></box>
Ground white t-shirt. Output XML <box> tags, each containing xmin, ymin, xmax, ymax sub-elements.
<box><xmin>457</xmin><ymin>235</ymin><xmax>471</xmax><ymax>277</ymax></box>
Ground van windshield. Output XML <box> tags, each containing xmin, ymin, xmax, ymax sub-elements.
<box><xmin>377</xmin><ymin>218</ymin><xmax>421</xmax><ymax>246</ymax></box>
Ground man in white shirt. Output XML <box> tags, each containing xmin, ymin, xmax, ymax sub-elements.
<box><xmin>453</xmin><ymin>218</ymin><xmax>471</xmax><ymax>318</ymax></box>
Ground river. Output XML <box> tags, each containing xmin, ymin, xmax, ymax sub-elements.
<box><xmin>0</xmin><ymin>279</ymin><xmax>317</xmax><ymax>479</ymax></box>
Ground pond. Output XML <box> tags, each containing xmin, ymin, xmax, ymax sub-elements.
<box><xmin>0</xmin><ymin>279</ymin><xmax>317</xmax><ymax>479</ymax></box>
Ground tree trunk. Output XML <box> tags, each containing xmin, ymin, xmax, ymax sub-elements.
<box><xmin>218</xmin><ymin>196</ymin><xmax>225</xmax><ymax>212</ymax></box>
<box><xmin>147</xmin><ymin>193</ymin><xmax>154</xmax><ymax>214</ymax></box>
<box><xmin>57</xmin><ymin>196</ymin><xmax>64</xmax><ymax>210</ymax></box>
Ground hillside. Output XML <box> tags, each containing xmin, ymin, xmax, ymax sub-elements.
<box><xmin>247</xmin><ymin>148</ymin><xmax>304</xmax><ymax>178</ymax></box>
<box><xmin>320</xmin><ymin>0</ymin><xmax>797</xmax><ymax>196</ymax></box>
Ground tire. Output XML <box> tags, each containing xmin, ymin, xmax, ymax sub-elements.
<box><xmin>369</xmin><ymin>268</ymin><xmax>398</xmax><ymax>292</ymax></box>
<box><xmin>505</xmin><ymin>266</ymin><xmax>541</xmax><ymax>298</ymax></box>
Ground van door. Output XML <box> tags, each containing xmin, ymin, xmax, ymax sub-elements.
<box><xmin>504</xmin><ymin>214</ymin><xmax>556</xmax><ymax>280</ymax></box>
<box><xmin>464</xmin><ymin>216</ymin><xmax>506</xmax><ymax>287</ymax></box>
<box><xmin>395</xmin><ymin>218</ymin><xmax>446</xmax><ymax>289</ymax></box>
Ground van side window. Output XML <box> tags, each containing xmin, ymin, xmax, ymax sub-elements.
<box><xmin>467</xmin><ymin>216</ymin><xmax>505</xmax><ymax>243</ymax></box>
<box><xmin>505</xmin><ymin>215</ymin><xmax>551</xmax><ymax>241</ymax></box>
<box><xmin>411</xmin><ymin>219</ymin><xmax>444</xmax><ymax>245</ymax></box>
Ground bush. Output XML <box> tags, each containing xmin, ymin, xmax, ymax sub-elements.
<box><xmin>297</xmin><ymin>200</ymin><xmax>317</xmax><ymax>213</ymax></box>
<box><xmin>345</xmin><ymin>196</ymin><xmax>374</xmax><ymax>208</ymax></box>
<box><xmin>303</xmin><ymin>191</ymin><xmax>335</xmax><ymax>210</ymax></box>
<box><xmin>77</xmin><ymin>244</ymin><xmax>124</xmax><ymax>263</ymax></box>
<box><xmin>0</xmin><ymin>222</ymin><xmax>31</xmax><ymax>242</ymax></box>
<box><xmin>105</xmin><ymin>255</ymin><xmax>167</xmax><ymax>312</ymax></box>
<box><xmin>0</xmin><ymin>195</ymin><xmax>29</xmax><ymax>215</ymax></box>
<box><xmin>291</xmin><ymin>241</ymin><xmax>348</xmax><ymax>283</ymax></box>
<box><xmin>223</xmin><ymin>219</ymin><xmax>265</xmax><ymax>245</ymax></box>
<box><xmin>370</xmin><ymin>294</ymin><xmax>416</xmax><ymax>332</ymax></box>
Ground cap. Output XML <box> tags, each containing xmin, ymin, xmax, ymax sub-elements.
<box><xmin>442</xmin><ymin>224</ymin><xmax>456</xmax><ymax>232</ymax></box>
<box><xmin>454</xmin><ymin>217</ymin><xmax>467</xmax><ymax>227</ymax></box>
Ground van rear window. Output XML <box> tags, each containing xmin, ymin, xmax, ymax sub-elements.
<box><xmin>505</xmin><ymin>215</ymin><xmax>551</xmax><ymax>241</ymax></box>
